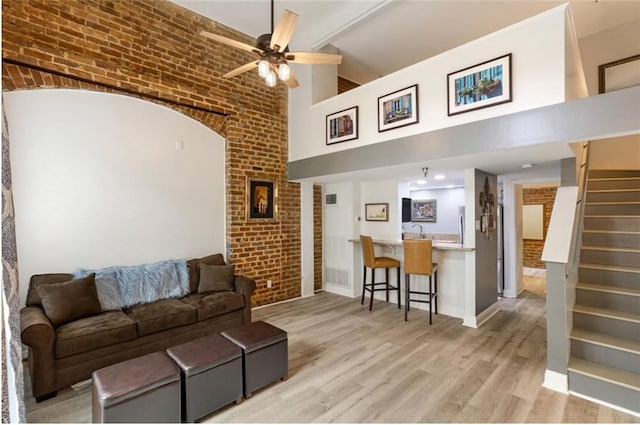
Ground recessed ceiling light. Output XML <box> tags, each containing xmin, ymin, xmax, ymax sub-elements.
<box><xmin>417</xmin><ymin>180</ymin><xmax>426</xmax><ymax>184</ymax></box>
<box><xmin>521</xmin><ymin>163</ymin><xmax>535</xmax><ymax>169</ymax></box>
<box><xmin>434</xmin><ymin>174</ymin><xmax>445</xmax><ymax>180</ymax></box>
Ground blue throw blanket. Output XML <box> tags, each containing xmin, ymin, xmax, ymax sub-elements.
<box><xmin>74</xmin><ymin>259</ymin><xmax>189</xmax><ymax>310</ymax></box>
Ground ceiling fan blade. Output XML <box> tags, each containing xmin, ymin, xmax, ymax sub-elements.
<box><xmin>200</xmin><ymin>31</ymin><xmax>262</xmax><ymax>54</ymax></box>
<box><xmin>283</xmin><ymin>70</ymin><xmax>299</xmax><ymax>89</ymax></box>
<box><xmin>270</xmin><ymin>9</ymin><xmax>298</xmax><ymax>53</ymax></box>
<box><xmin>223</xmin><ymin>61</ymin><xmax>258</xmax><ymax>78</ymax></box>
<box><xmin>286</xmin><ymin>52</ymin><xmax>342</xmax><ymax>65</ymax></box>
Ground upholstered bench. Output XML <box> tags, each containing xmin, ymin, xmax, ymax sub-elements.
<box><xmin>221</xmin><ymin>321</ymin><xmax>288</xmax><ymax>398</ymax></box>
<box><xmin>166</xmin><ymin>333</ymin><xmax>243</xmax><ymax>422</ymax></box>
<box><xmin>92</xmin><ymin>351</ymin><xmax>180</xmax><ymax>423</ymax></box>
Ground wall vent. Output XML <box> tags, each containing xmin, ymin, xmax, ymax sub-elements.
<box><xmin>324</xmin><ymin>193</ymin><xmax>338</xmax><ymax>206</ymax></box>
<box><xmin>324</xmin><ymin>267</ymin><xmax>349</xmax><ymax>287</ymax></box>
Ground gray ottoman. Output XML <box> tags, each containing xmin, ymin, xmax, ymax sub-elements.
<box><xmin>92</xmin><ymin>351</ymin><xmax>180</xmax><ymax>423</ymax></box>
<box><xmin>166</xmin><ymin>333</ymin><xmax>243</xmax><ymax>422</ymax></box>
<box><xmin>221</xmin><ymin>321</ymin><xmax>288</xmax><ymax>398</ymax></box>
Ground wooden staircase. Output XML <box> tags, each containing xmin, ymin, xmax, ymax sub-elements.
<box><xmin>569</xmin><ymin>169</ymin><xmax>640</xmax><ymax>413</ymax></box>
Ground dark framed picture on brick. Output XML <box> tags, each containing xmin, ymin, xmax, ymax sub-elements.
<box><xmin>246</xmin><ymin>176</ymin><xmax>277</xmax><ymax>222</ymax></box>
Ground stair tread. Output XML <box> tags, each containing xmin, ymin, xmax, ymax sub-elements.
<box><xmin>576</xmin><ymin>282</ymin><xmax>640</xmax><ymax>297</ymax></box>
<box><xmin>583</xmin><ymin>230</ymin><xmax>640</xmax><ymax>235</ymax></box>
<box><xmin>581</xmin><ymin>246</ymin><xmax>640</xmax><ymax>253</ymax></box>
<box><xmin>573</xmin><ymin>304</ymin><xmax>640</xmax><ymax>323</ymax></box>
<box><xmin>588</xmin><ymin>177</ymin><xmax>640</xmax><ymax>182</ymax></box>
<box><xmin>580</xmin><ymin>263</ymin><xmax>640</xmax><ymax>274</ymax></box>
<box><xmin>571</xmin><ymin>329</ymin><xmax>640</xmax><ymax>354</ymax></box>
<box><xmin>584</xmin><ymin>215</ymin><xmax>640</xmax><ymax>217</ymax></box>
<box><xmin>585</xmin><ymin>201</ymin><xmax>640</xmax><ymax>205</ymax></box>
<box><xmin>587</xmin><ymin>188</ymin><xmax>640</xmax><ymax>193</ymax></box>
<box><xmin>568</xmin><ymin>358</ymin><xmax>640</xmax><ymax>390</ymax></box>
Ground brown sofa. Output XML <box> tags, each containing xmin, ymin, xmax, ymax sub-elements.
<box><xmin>20</xmin><ymin>254</ymin><xmax>255</xmax><ymax>402</ymax></box>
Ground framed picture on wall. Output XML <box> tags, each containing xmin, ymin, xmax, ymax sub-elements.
<box><xmin>411</xmin><ymin>199</ymin><xmax>437</xmax><ymax>222</ymax></box>
<box><xmin>326</xmin><ymin>106</ymin><xmax>358</xmax><ymax>145</ymax></box>
<box><xmin>365</xmin><ymin>203</ymin><xmax>389</xmax><ymax>221</ymax></box>
<box><xmin>378</xmin><ymin>84</ymin><xmax>419</xmax><ymax>132</ymax></box>
<box><xmin>598</xmin><ymin>54</ymin><xmax>640</xmax><ymax>93</ymax></box>
<box><xmin>447</xmin><ymin>53</ymin><xmax>512</xmax><ymax>116</ymax></box>
<box><xmin>246</xmin><ymin>176</ymin><xmax>277</xmax><ymax>222</ymax></box>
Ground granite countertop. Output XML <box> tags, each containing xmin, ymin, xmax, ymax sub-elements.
<box><xmin>349</xmin><ymin>238</ymin><xmax>475</xmax><ymax>251</ymax></box>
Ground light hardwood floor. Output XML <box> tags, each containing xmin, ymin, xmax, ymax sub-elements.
<box><xmin>24</xmin><ymin>274</ymin><xmax>639</xmax><ymax>423</ymax></box>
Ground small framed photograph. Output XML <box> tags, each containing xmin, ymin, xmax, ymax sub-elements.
<box><xmin>365</xmin><ymin>203</ymin><xmax>389</xmax><ymax>222</ymax></box>
<box><xmin>447</xmin><ymin>53</ymin><xmax>512</xmax><ymax>116</ymax></box>
<box><xmin>326</xmin><ymin>106</ymin><xmax>358</xmax><ymax>145</ymax></box>
<box><xmin>246</xmin><ymin>176</ymin><xmax>277</xmax><ymax>222</ymax></box>
<box><xmin>378</xmin><ymin>84</ymin><xmax>419</xmax><ymax>132</ymax></box>
<box><xmin>598</xmin><ymin>54</ymin><xmax>640</xmax><ymax>94</ymax></box>
<box><xmin>411</xmin><ymin>199</ymin><xmax>437</xmax><ymax>222</ymax></box>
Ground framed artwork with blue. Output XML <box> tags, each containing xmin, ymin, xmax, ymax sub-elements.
<box><xmin>378</xmin><ymin>84</ymin><xmax>419</xmax><ymax>132</ymax></box>
<box><xmin>447</xmin><ymin>53</ymin><xmax>512</xmax><ymax>116</ymax></box>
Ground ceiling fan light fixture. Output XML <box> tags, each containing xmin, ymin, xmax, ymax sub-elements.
<box><xmin>278</xmin><ymin>62</ymin><xmax>290</xmax><ymax>81</ymax></box>
<box><xmin>258</xmin><ymin>60</ymin><xmax>270</xmax><ymax>78</ymax></box>
<box><xmin>266</xmin><ymin>70</ymin><xmax>277</xmax><ymax>87</ymax></box>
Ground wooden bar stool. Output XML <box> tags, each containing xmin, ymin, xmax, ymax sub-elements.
<box><xmin>360</xmin><ymin>235</ymin><xmax>401</xmax><ymax>311</ymax></box>
<box><xmin>403</xmin><ymin>239</ymin><xmax>438</xmax><ymax>324</ymax></box>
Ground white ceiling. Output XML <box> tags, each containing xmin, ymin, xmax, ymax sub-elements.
<box><xmin>172</xmin><ymin>0</ymin><xmax>640</xmax><ymax>84</ymax></box>
<box><xmin>170</xmin><ymin>0</ymin><xmax>639</xmax><ymax>188</ymax></box>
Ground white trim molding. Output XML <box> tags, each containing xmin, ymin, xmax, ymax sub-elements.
<box><xmin>463</xmin><ymin>301</ymin><xmax>500</xmax><ymax>328</ymax></box>
<box><xmin>543</xmin><ymin>369</ymin><xmax>569</xmax><ymax>393</ymax></box>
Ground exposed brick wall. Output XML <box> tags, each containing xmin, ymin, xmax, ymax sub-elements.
<box><xmin>523</xmin><ymin>187</ymin><xmax>557</xmax><ymax>269</ymax></box>
<box><xmin>313</xmin><ymin>184</ymin><xmax>323</xmax><ymax>291</ymax></box>
<box><xmin>2</xmin><ymin>0</ymin><xmax>301</xmax><ymax>307</ymax></box>
<box><xmin>338</xmin><ymin>76</ymin><xmax>359</xmax><ymax>94</ymax></box>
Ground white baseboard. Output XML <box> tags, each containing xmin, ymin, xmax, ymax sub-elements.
<box><xmin>542</xmin><ymin>369</ymin><xmax>568</xmax><ymax>393</ymax></box>
<box><xmin>463</xmin><ymin>301</ymin><xmax>500</xmax><ymax>328</ymax></box>
<box><xmin>323</xmin><ymin>285</ymin><xmax>356</xmax><ymax>298</ymax></box>
<box><xmin>252</xmin><ymin>295</ymin><xmax>302</xmax><ymax>310</ymax></box>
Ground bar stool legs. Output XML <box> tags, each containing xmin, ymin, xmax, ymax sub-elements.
<box><xmin>404</xmin><ymin>267</ymin><xmax>438</xmax><ymax>324</ymax></box>
<box><xmin>361</xmin><ymin>265</ymin><xmax>401</xmax><ymax>311</ymax></box>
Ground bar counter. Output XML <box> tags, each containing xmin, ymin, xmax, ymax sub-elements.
<box><xmin>349</xmin><ymin>237</ymin><xmax>476</xmax><ymax>322</ymax></box>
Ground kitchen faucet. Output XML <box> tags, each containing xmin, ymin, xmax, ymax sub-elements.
<box><xmin>411</xmin><ymin>223</ymin><xmax>423</xmax><ymax>236</ymax></box>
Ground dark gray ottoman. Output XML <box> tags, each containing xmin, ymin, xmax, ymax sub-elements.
<box><xmin>221</xmin><ymin>321</ymin><xmax>288</xmax><ymax>398</ymax></box>
<box><xmin>166</xmin><ymin>333</ymin><xmax>243</xmax><ymax>423</ymax></box>
<box><xmin>92</xmin><ymin>351</ymin><xmax>180</xmax><ymax>423</ymax></box>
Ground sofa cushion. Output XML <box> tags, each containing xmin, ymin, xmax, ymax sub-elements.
<box><xmin>125</xmin><ymin>299</ymin><xmax>197</xmax><ymax>336</ymax></box>
<box><xmin>180</xmin><ymin>292</ymin><xmax>244</xmax><ymax>322</ymax></box>
<box><xmin>187</xmin><ymin>254</ymin><xmax>226</xmax><ymax>293</ymax></box>
<box><xmin>198</xmin><ymin>264</ymin><xmax>235</xmax><ymax>294</ymax></box>
<box><xmin>26</xmin><ymin>273</ymin><xmax>74</xmax><ymax>307</ymax></box>
<box><xmin>55</xmin><ymin>311</ymin><xmax>137</xmax><ymax>359</ymax></box>
<box><xmin>37</xmin><ymin>274</ymin><xmax>102</xmax><ymax>327</ymax></box>
<box><xmin>73</xmin><ymin>266</ymin><xmax>123</xmax><ymax>311</ymax></box>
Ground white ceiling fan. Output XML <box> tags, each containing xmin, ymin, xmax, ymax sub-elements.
<box><xmin>200</xmin><ymin>0</ymin><xmax>342</xmax><ymax>88</ymax></box>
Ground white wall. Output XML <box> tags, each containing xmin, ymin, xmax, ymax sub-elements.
<box><xmin>589</xmin><ymin>136</ymin><xmax>640</xmax><ymax>169</ymax></box>
<box><xmin>579</xmin><ymin>18</ymin><xmax>640</xmax><ymax>95</ymax></box>
<box><xmin>290</xmin><ymin>5</ymin><xmax>567</xmax><ymax>162</ymax></box>
<box><xmin>503</xmin><ymin>181</ymin><xmax>524</xmax><ymax>298</ymax></box>
<box><xmin>564</xmin><ymin>5</ymin><xmax>588</xmax><ymax>101</ymax></box>
<box><xmin>322</xmin><ymin>181</ymin><xmax>359</xmax><ymax>297</ymax></box>
<box><xmin>5</xmin><ymin>89</ymin><xmax>226</xmax><ymax>307</ymax></box>
<box><xmin>402</xmin><ymin>188</ymin><xmax>465</xmax><ymax>234</ymax></box>
<box><xmin>360</xmin><ymin>179</ymin><xmax>399</xmax><ymax>240</ymax></box>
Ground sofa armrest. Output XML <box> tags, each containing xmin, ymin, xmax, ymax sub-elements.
<box><xmin>20</xmin><ymin>306</ymin><xmax>57</xmax><ymax>399</ymax></box>
<box><xmin>21</xmin><ymin>306</ymin><xmax>55</xmax><ymax>348</ymax></box>
<box><xmin>233</xmin><ymin>275</ymin><xmax>256</xmax><ymax>324</ymax></box>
